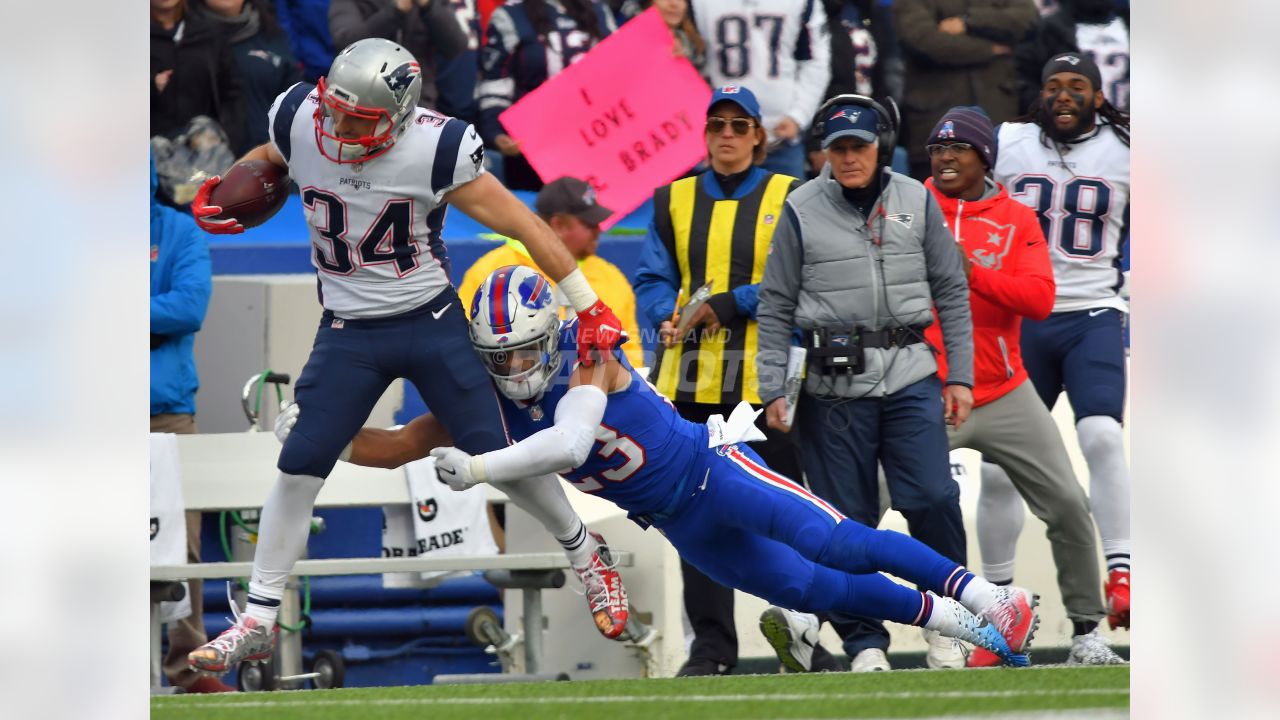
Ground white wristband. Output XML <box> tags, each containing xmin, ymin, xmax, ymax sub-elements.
<box><xmin>558</xmin><ymin>267</ymin><xmax>599</xmax><ymax>313</ymax></box>
<box><xmin>469</xmin><ymin>454</ymin><xmax>489</xmax><ymax>483</ymax></box>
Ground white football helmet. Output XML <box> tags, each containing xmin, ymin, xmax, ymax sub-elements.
<box><xmin>469</xmin><ymin>266</ymin><xmax>562</xmax><ymax>401</ymax></box>
<box><xmin>314</xmin><ymin>38</ymin><xmax>422</xmax><ymax>164</ymax></box>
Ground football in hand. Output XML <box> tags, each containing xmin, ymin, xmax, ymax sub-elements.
<box><xmin>208</xmin><ymin>160</ymin><xmax>291</xmax><ymax>229</ymax></box>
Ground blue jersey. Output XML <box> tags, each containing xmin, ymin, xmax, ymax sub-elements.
<box><xmin>498</xmin><ymin>321</ymin><xmax>709</xmax><ymax>516</ymax></box>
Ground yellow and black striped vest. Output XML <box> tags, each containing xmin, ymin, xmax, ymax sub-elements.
<box><xmin>653</xmin><ymin>171</ymin><xmax>797</xmax><ymax>406</ymax></box>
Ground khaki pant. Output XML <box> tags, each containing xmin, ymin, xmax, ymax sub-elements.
<box><xmin>947</xmin><ymin>381</ymin><xmax>1105</xmax><ymax>622</ymax></box>
<box><xmin>152</xmin><ymin>413</ymin><xmax>207</xmax><ymax>688</ymax></box>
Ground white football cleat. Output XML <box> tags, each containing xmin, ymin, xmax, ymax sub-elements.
<box><xmin>1067</xmin><ymin>628</ymin><xmax>1128</xmax><ymax>665</ymax></box>
<box><xmin>759</xmin><ymin>606</ymin><xmax>820</xmax><ymax>673</ymax></box>
<box><xmin>923</xmin><ymin>628</ymin><xmax>966</xmax><ymax>669</ymax></box>
<box><xmin>850</xmin><ymin>647</ymin><xmax>891</xmax><ymax>672</ymax></box>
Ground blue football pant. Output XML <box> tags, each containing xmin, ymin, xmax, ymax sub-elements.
<box><xmin>659</xmin><ymin>444</ymin><xmax>969</xmax><ymax>625</ymax></box>
<box><xmin>278</xmin><ymin>289</ymin><xmax>510</xmax><ymax>478</ymax></box>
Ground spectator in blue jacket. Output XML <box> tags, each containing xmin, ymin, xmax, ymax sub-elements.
<box><xmin>150</xmin><ymin>155</ymin><xmax>222</xmax><ymax>692</ymax></box>
<box><xmin>275</xmin><ymin>0</ymin><xmax>337</xmax><ymax>82</ymax></box>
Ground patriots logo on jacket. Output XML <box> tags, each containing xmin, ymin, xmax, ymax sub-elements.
<box><xmin>937</xmin><ymin>121</ymin><xmax>956</xmax><ymax>139</ymax></box>
<box><xmin>886</xmin><ymin>213</ymin><xmax>914</xmax><ymax>228</ymax></box>
<box><xmin>382</xmin><ymin>62</ymin><xmax>421</xmax><ymax>104</ymax></box>
<box><xmin>969</xmin><ymin>218</ymin><xmax>1017</xmax><ymax>271</ymax></box>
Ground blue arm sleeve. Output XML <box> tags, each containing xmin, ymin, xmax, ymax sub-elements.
<box><xmin>733</xmin><ymin>283</ymin><xmax>760</xmax><ymax>319</ymax></box>
<box><xmin>631</xmin><ymin>219</ymin><xmax>681</xmax><ymax>327</ymax></box>
<box><xmin>150</xmin><ymin>216</ymin><xmax>212</xmax><ymax>335</ymax></box>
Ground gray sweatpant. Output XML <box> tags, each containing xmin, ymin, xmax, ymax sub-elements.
<box><xmin>948</xmin><ymin>380</ymin><xmax>1105</xmax><ymax>623</ymax></box>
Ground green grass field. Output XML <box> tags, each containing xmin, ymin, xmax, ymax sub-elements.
<box><xmin>151</xmin><ymin>665</ymin><xmax>1128</xmax><ymax>719</ymax></box>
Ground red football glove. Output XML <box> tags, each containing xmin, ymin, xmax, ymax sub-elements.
<box><xmin>576</xmin><ymin>299</ymin><xmax>623</xmax><ymax>367</ymax></box>
<box><xmin>191</xmin><ymin>176</ymin><xmax>245</xmax><ymax>234</ymax></box>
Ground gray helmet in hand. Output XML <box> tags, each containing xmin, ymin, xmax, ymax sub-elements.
<box><xmin>314</xmin><ymin>38</ymin><xmax>422</xmax><ymax>164</ymax></box>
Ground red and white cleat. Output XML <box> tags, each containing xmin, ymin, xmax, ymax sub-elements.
<box><xmin>966</xmin><ymin>646</ymin><xmax>1003</xmax><ymax>668</ymax></box>
<box><xmin>187</xmin><ymin>615</ymin><xmax>276</xmax><ymax>676</ymax></box>
<box><xmin>1105</xmin><ymin>570</ymin><xmax>1130</xmax><ymax>630</ymax></box>
<box><xmin>981</xmin><ymin>586</ymin><xmax>1040</xmax><ymax>655</ymax></box>
<box><xmin>573</xmin><ymin>532</ymin><xmax>629</xmax><ymax>639</ymax></box>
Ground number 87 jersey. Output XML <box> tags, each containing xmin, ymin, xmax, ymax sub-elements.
<box><xmin>267</xmin><ymin>81</ymin><xmax>487</xmax><ymax>319</ymax></box>
<box><xmin>994</xmin><ymin>122</ymin><xmax>1130</xmax><ymax>314</ymax></box>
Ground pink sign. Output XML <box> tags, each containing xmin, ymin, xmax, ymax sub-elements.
<box><xmin>498</xmin><ymin>8</ymin><xmax>711</xmax><ymax>229</ymax></box>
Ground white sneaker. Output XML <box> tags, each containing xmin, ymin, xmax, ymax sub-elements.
<box><xmin>923</xmin><ymin>628</ymin><xmax>966</xmax><ymax>669</ymax></box>
<box><xmin>759</xmin><ymin>606</ymin><xmax>820</xmax><ymax>673</ymax></box>
<box><xmin>850</xmin><ymin>647</ymin><xmax>891</xmax><ymax>672</ymax></box>
<box><xmin>1066</xmin><ymin>628</ymin><xmax>1128</xmax><ymax>665</ymax></box>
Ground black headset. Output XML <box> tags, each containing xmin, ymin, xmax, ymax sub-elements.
<box><xmin>810</xmin><ymin>94</ymin><xmax>900</xmax><ymax>166</ymax></box>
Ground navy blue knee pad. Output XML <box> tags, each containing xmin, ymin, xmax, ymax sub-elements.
<box><xmin>277</xmin><ymin>427</ymin><xmax>343</xmax><ymax>479</ymax></box>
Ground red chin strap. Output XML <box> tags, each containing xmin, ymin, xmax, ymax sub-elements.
<box><xmin>313</xmin><ymin>76</ymin><xmax>397</xmax><ymax>164</ymax></box>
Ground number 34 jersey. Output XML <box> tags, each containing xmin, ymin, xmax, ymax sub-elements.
<box><xmin>267</xmin><ymin>82</ymin><xmax>487</xmax><ymax>319</ymax></box>
<box><xmin>995</xmin><ymin>122</ymin><xmax>1130</xmax><ymax>313</ymax></box>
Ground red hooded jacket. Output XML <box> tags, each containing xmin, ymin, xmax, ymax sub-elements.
<box><xmin>925</xmin><ymin>178</ymin><xmax>1055</xmax><ymax>407</ymax></box>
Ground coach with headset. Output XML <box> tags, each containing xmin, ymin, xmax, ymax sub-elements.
<box><xmin>755</xmin><ymin>94</ymin><xmax>976</xmax><ymax>671</ymax></box>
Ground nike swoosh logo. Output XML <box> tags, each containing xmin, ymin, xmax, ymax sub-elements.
<box><xmin>438</xmin><ymin>466</ymin><xmax>456</xmax><ymax>477</ymax></box>
<box><xmin>1088</xmin><ymin>308</ymin><xmax>1109</xmax><ymax>317</ymax></box>
<box><xmin>698</xmin><ymin>470</ymin><xmax>709</xmax><ymax>491</ymax></box>
<box><xmin>431</xmin><ymin>303</ymin><xmax>452</xmax><ymax>320</ymax></box>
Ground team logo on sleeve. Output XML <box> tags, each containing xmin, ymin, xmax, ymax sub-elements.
<box><xmin>382</xmin><ymin>62</ymin><xmax>421</xmax><ymax>104</ymax></box>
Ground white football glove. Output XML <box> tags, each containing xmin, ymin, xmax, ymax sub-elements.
<box><xmin>430</xmin><ymin>446</ymin><xmax>483</xmax><ymax>491</ymax></box>
<box><xmin>274</xmin><ymin>402</ymin><xmax>300</xmax><ymax>444</ymax></box>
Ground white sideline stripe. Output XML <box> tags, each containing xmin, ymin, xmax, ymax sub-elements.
<box><xmin>155</xmin><ymin>688</ymin><xmax>1129</xmax><ymax>710</ymax></box>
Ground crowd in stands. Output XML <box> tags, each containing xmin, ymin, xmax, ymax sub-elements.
<box><xmin>152</xmin><ymin>0</ymin><xmax>1130</xmax><ymax>688</ymax></box>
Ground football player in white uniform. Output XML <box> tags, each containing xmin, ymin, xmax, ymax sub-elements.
<box><xmin>691</xmin><ymin>0</ymin><xmax>831</xmax><ymax>178</ymax></box>
<box><xmin>984</xmin><ymin>51</ymin><xmax>1131</xmax><ymax>646</ymax></box>
<box><xmin>185</xmin><ymin>38</ymin><xmax>631</xmax><ymax>675</ymax></box>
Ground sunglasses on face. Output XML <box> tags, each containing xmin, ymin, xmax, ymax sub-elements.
<box><xmin>925</xmin><ymin>142</ymin><xmax>976</xmax><ymax>158</ymax></box>
<box><xmin>706</xmin><ymin>117</ymin><xmax>757</xmax><ymax>136</ymax></box>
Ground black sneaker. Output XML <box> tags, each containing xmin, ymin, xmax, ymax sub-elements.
<box><xmin>676</xmin><ymin>658</ymin><xmax>732</xmax><ymax>676</ymax></box>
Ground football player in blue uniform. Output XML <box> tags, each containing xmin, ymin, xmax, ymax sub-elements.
<box><xmin>284</xmin><ymin>266</ymin><xmax>1044</xmax><ymax>667</ymax></box>
<box><xmin>186</xmin><ymin>39</ymin><xmax>629</xmax><ymax>675</ymax></box>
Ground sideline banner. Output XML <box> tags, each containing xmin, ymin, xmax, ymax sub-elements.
<box><xmin>499</xmin><ymin>8</ymin><xmax>711</xmax><ymax>228</ymax></box>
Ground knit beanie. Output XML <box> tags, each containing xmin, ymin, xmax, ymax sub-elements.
<box><xmin>929</xmin><ymin>106</ymin><xmax>997</xmax><ymax>168</ymax></box>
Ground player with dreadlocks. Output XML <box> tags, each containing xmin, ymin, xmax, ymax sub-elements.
<box><xmin>977</xmin><ymin>51</ymin><xmax>1132</xmax><ymax>663</ymax></box>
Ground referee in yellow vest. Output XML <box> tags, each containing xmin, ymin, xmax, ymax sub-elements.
<box><xmin>634</xmin><ymin>85</ymin><xmax>831</xmax><ymax>676</ymax></box>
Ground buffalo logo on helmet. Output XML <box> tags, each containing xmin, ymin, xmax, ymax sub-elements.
<box><xmin>382</xmin><ymin>62</ymin><xmax>421</xmax><ymax>104</ymax></box>
<box><xmin>517</xmin><ymin>274</ymin><xmax>553</xmax><ymax>310</ymax></box>
<box><xmin>417</xmin><ymin>497</ymin><xmax>438</xmax><ymax>521</ymax></box>
<box><xmin>937</xmin><ymin>120</ymin><xmax>956</xmax><ymax>139</ymax></box>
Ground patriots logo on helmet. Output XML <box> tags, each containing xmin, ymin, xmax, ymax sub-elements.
<box><xmin>517</xmin><ymin>274</ymin><xmax>553</xmax><ymax>310</ymax></box>
<box><xmin>830</xmin><ymin>109</ymin><xmax>861</xmax><ymax>122</ymax></box>
<box><xmin>937</xmin><ymin>121</ymin><xmax>956</xmax><ymax>139</ymax></box>
<box><xmin>382</xmin><ymin>62</ymin><xmax>420</xmax><ymax>104</ymax></box>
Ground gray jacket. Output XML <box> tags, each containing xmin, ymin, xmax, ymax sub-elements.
<box><xmin>756</xmin><ymin>166</ymin><xmax>974</xmax><ymax>403</ymax></box>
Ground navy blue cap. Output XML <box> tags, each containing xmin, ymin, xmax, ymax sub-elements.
<box><xmin>708</xmin><ymin>85</ymin><xmax>762</xmax><ymax>121</ymax></box>
<box><xmin>821</xmin><ymin>104</ymin><xmax>881</xmax><ymax>148</ymax></box>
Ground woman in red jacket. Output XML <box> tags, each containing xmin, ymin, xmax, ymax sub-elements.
<box><xmin>923</xmin><ymin>107</ymin><xmax>1125</xmax><ymax>666</ymax></box>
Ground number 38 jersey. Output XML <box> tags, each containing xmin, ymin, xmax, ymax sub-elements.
<box><xmin>499</xmin><ymin>321</ymin><xmax>709</xmax><ymax>517</ymax></box>
<box><xmin>267</xmin><ymin>82</ymin><xmax>487</xmax><ymax>319</ymax></box>
<box><xmin>995</xmin><ymin>122</ymin><xmax>1130</xmax><ymax>313</ymax></box>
